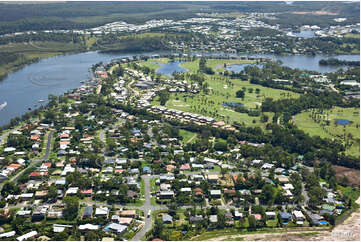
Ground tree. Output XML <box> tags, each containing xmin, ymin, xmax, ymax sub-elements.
<box><xmin>214</xmin><ymin>140</ymin><xmax>227</xmax><ymax>151</ymax></box>
<box><xmin>1</xmin><ymin>182</ymin><xmax>20</xmax><ymax>196</ymax></box>
<box><xmin>248</xmin><ymin>215</ymin><xmax>257</xmax><ymax>231</ymax></box>
<box><xmin>63</xmin><ymin>196</ymin><xmax>79</xmax><ymax>220</ymax></box>
<box><xmin>47</xmin><ymin>184</ymin><xmax>58</xmax><ymax>202</ymax></box>
<box><xmin>153</xmin><ymin>217</ymin><xmax>165</xmax><ymax>239</ymax></box>
<box><xmin>85</xmin><ymin>231</ymin><xmax>99</xmax><ymax>241</ymax></box>
<box><xmin>260</xmin><ymin>184</ymin><xmax>277</xmax><ymax>205</ymax></box>
<box><xmin>53</xmin><ymin>232</ymin><xmax>69</xmax><ymax>241</ymax></box>
<box><xmin>217</xmin><ymin>212</ymin><xmax>226</xmax><ymax>229</ymax></box>
<box><xmin>236</xmin><ymin>90</ymin><xmax>245</xmax><ymax>99</ymax></box>
<box><xmin>158</xmin><ymin>90</ymin><xmax>170</xmax><ymax>106</ymax></box>
<box><xmin>260</xmin><ymin>114</ymin><xmax>269</xmax><ymax>123</ymax></box>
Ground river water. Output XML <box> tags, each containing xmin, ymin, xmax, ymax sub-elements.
<box><xmin>0</xmin><ymin>51</ymin><xmax>359</xmax><ymax>126</ymax></box>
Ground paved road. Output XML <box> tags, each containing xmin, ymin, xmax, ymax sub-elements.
<box><xmin>131</xmin><ymin>175</ymin><xmax>166</xmax><ymax>241</ymax></box>
<box><xmin>127</xmin><ymin>79</ymin><xmax>139</xmax><ymax>97</ymax></box>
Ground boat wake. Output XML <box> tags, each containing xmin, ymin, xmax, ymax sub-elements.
<box><xmin>0</xmin><ymin>101</ymin><xmax>7</xmax><ymax>111</ymax></box>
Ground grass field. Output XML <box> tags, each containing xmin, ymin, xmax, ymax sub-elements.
<box><xmin>179</xmin><ymin>129</ymin><xmax>197</xmax><ymax>144</ymax></box>
<box><xmin>148</xmin><ymin>58</ymin><xmax>300</xmax><ymax>127</ymax></box>
<box><xmin>139</xmin><ymin>57</ymin><xmax>169</xmax><ymax>71</ymax></box>
<box><xmin>183</xmin><ymin>58</ymin><xmax>257</xmax><ymax>73</ymax></box>
<box><xmin>294</xmin><ymin>107</ymin><xmax>360</xmax><ymax>158</ymax></box>
<box><xmin>152</xmin><ymin>73</ymin><xmax>296</xmax><ymax>127</ymax></box>
<box><xmin>338</xmin><ymin>185</ymin><xmax>360</xmax><ymax>202</ymax></box>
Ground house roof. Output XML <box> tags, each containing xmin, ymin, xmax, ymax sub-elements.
<box><xmin>162</xmin><ymin>214</ymin><xmax>173</xmax><ymax>222</ymax></box>
<box><xmin>95</xmin><ymin>207</ymin><xmax>109</xmax><ymax>215</ymax></box>
<box><xmin>279</xmin><ymin>212</ymin><xmax>292</xmax><ymax>219</ymax></box>
<box><xmin>209</xmin><ymin>215</ymin><xmax>218</xmax><ymax>223</ymax></box>
<box><xmin>180</xmin><ymin>163</ymin><xmax>190</xmax><ymax>170</ymax></box>
<box><xmin>79</xmin><ymin>224</ymin><xmax>99</xmax><ymax>230</ymax></box>
<box><xmin>83</xmin><ymin>206</ymin><xmax>93</xmax><ymax>216</ymax></box>
<box><xmin>293</xmin><ymin>210</ymin><xmax>305</xmax><ymax>218</ymax></box>
<box><xmin>107</xmin><ymin>223</ymin><xmax>127</xmax><ymax>233</ymax></box>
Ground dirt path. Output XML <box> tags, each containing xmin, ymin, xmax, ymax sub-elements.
<box><xmin>207</xmin><ymin>230</ymin><xmax>329</xmax><ymax>241</ymax></box>
<box><xmin>28</xmin><ymin>41</ymin><xmax>52</xmax><ymax>50</ymax></box>
<box><xmin>186</xmin><ymin>133</ymin><xmax>197</xmax><ymax>144</ymax></box>
<box><xmin>329</xmin><ymin>84</ymin><xmax>340</xmax><ymax>93</ymax></box>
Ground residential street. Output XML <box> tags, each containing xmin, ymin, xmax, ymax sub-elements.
<box><xmin>0</xmin><ymin>130</ymin><xmax>53</xmax><ymax>198</ymax></box>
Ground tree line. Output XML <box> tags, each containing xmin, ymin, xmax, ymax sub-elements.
<box><xmin>319</xmin><ymin>58</ymin><xmax>360</xmax><ymax>66</ymax></box>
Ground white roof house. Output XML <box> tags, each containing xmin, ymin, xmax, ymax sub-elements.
<box><xmin>265</xmin><ymin>211</ymin><xmax>276</xmax><ymax>217</ymax></box>
<box><xmin>16</xmin><ymin>231</ymin><xmax>37</xmax><ymax>241</ymax></box>
<box><xmin>53</xmin><ymin>224</ymin><xmax>72</xmax><ymax>233</ymax></box>
<box><xmin>95</xmin><ymin>207</ymin><xmax>109</xmax><ymax>216</ymax></box>
<box><xmin>235</xmin><ymin>211</ymin><xmax>243</xmax><ymax>218</ymax></box>
<box><xmin>252</xmin><ymin>159</ymin><xmax>262</xmax><ymax>165</ymax></box>
<box><xmin>210</xmin><ymin>190</ymin><xmax>221</xmax><ymax>196</ymax></box>
<box><xmin>204</xmin><ymin>157</ymin><xmax>220</xmax><ymax>164</ymax></box>
<box><xmin>65</xmin><ymin>187</ymin><xmax>79</xmax><ymax>195</ymax></box>
<box><xmin>282</xmin><ymin>183</ymin><xmax>294</xmax><ymax>190</ymax></box>
<box><xmin>107</xmin><ymin>223</ymin><xmax>127</xmax><ymax>234</ymax></box>
<box><xmin>293</xmin><ymin>210</ymin><xmax>305</xmax><ymax>220</ymax></box>
<box><xmin>79</xmin><ymin>224</ymin><xmax>99</xmax><ymax>230</ymax></box>
<box><xmin>61</xmin><ymin>164</ymin><xmax>75</xmax><ymax>176</ymax></box>
<box><xmin>180</xmin><ymin>187</ymin><xmax>192</xmax><ymax>192</ymax></box>
<box><xmin>4</xmin><ymin>147</ymin><xmax>16</xmax><ymax>152</ymax></box>
<box><xmin>0</xmin><ymin>231</ymin><xmax>16</xmax><ymax>238</ymax></box>
<box><xmin>20</xmin><ymin>193</ymin><xmax>34</xmax><ymax>199</ymax></box>
<box><xmin>261</xmin><ymin>163</ymin><xmax>274</xmax><ymax>169</ymax></box>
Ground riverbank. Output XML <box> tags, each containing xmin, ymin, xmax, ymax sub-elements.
<box><xmin>0</xmin><ymin>41</ymin><xmax>88</xmax><ymax>82</ymax></box>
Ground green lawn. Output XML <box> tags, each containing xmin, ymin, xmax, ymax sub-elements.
<box><xmin>150</xmin><ymin>177</ymin><xmax>159</xmax><ymax>192</ymax></box>
<box><xmin>294</xmin><ymin>107</ymin><xmax>360</xmax><ymax>158</ymax></box>
<box><xmin>126</xmin><ymin>200</ymin><xmax>145</xmax><ymax>207</ymax></box>
<box><xmin>140</xmin><ymin>178</ymin><xmax>145</xmax><ymax>197</ymax></box>
<box><xmin>150</xmin><ymin>196</ymin><xmax>157</xmax><ymax>206</ymax></box>
<box><xmin>179</xmin><ymin>129</ymin><xmax>197</xmax><ymax>144</ymax></box>
<box><xmin>152</xmin><ymin>77</ymin><xmax>293</xmax><ymax>127</ymax></box>
<box><xmin>337</xmin><ymin>185</ymin><xmax>360</xmax><ymax>202</ymax></box>
<box><xmin>266</xmin><ymin>218</ymin><xmax>279</xmax><ymax>228</ymax></box>
<box><xmin>138</xmin><ymin>58</ymin><xmax>169</xmax><ymax>71</ymax></box>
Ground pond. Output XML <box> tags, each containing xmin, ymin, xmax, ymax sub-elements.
<box><xmin>154</xmin><ymin>61</ymin><xmax>188</xmax><ymax>76</ymax></box>
<box><xmin>335</xmin><ymin>119</ymin><xmax>351</xmax><ymax>125</ymax></box>
<box><xmin>222</xmin><ymin>102</ymin><xmax>244</xmax><ymax>108</ymax></box>
<box><xmin>226</xmin><ymin>63</ymin><xmax>263</xmax><ymax>73</ymax></box>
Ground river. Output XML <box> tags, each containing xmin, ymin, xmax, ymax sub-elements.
<box><xmin>0</xmin><ymin>51</ymin><xmax>359</xmax><ymax>126</ymax></box>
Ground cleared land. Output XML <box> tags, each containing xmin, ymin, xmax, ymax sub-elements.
<box><xmin>334</xmin><ymin>165</ymin><xmax>360</xmax><ymax>187</ymax></box>
<box><xmin>294</xmin><ymin>107</ymin><xmax>360</xmax><ymax>158</ymax></box>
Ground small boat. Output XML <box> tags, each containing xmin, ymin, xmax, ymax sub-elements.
<box><xmin>38</xmin><ymin>99</ymin><xmax>45</xmax><ymax>102</ymax></box>
<box><xmin>0</xmin><ymin>101</ymin><xmax>7</xmax><ymax>111</ymax></box>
